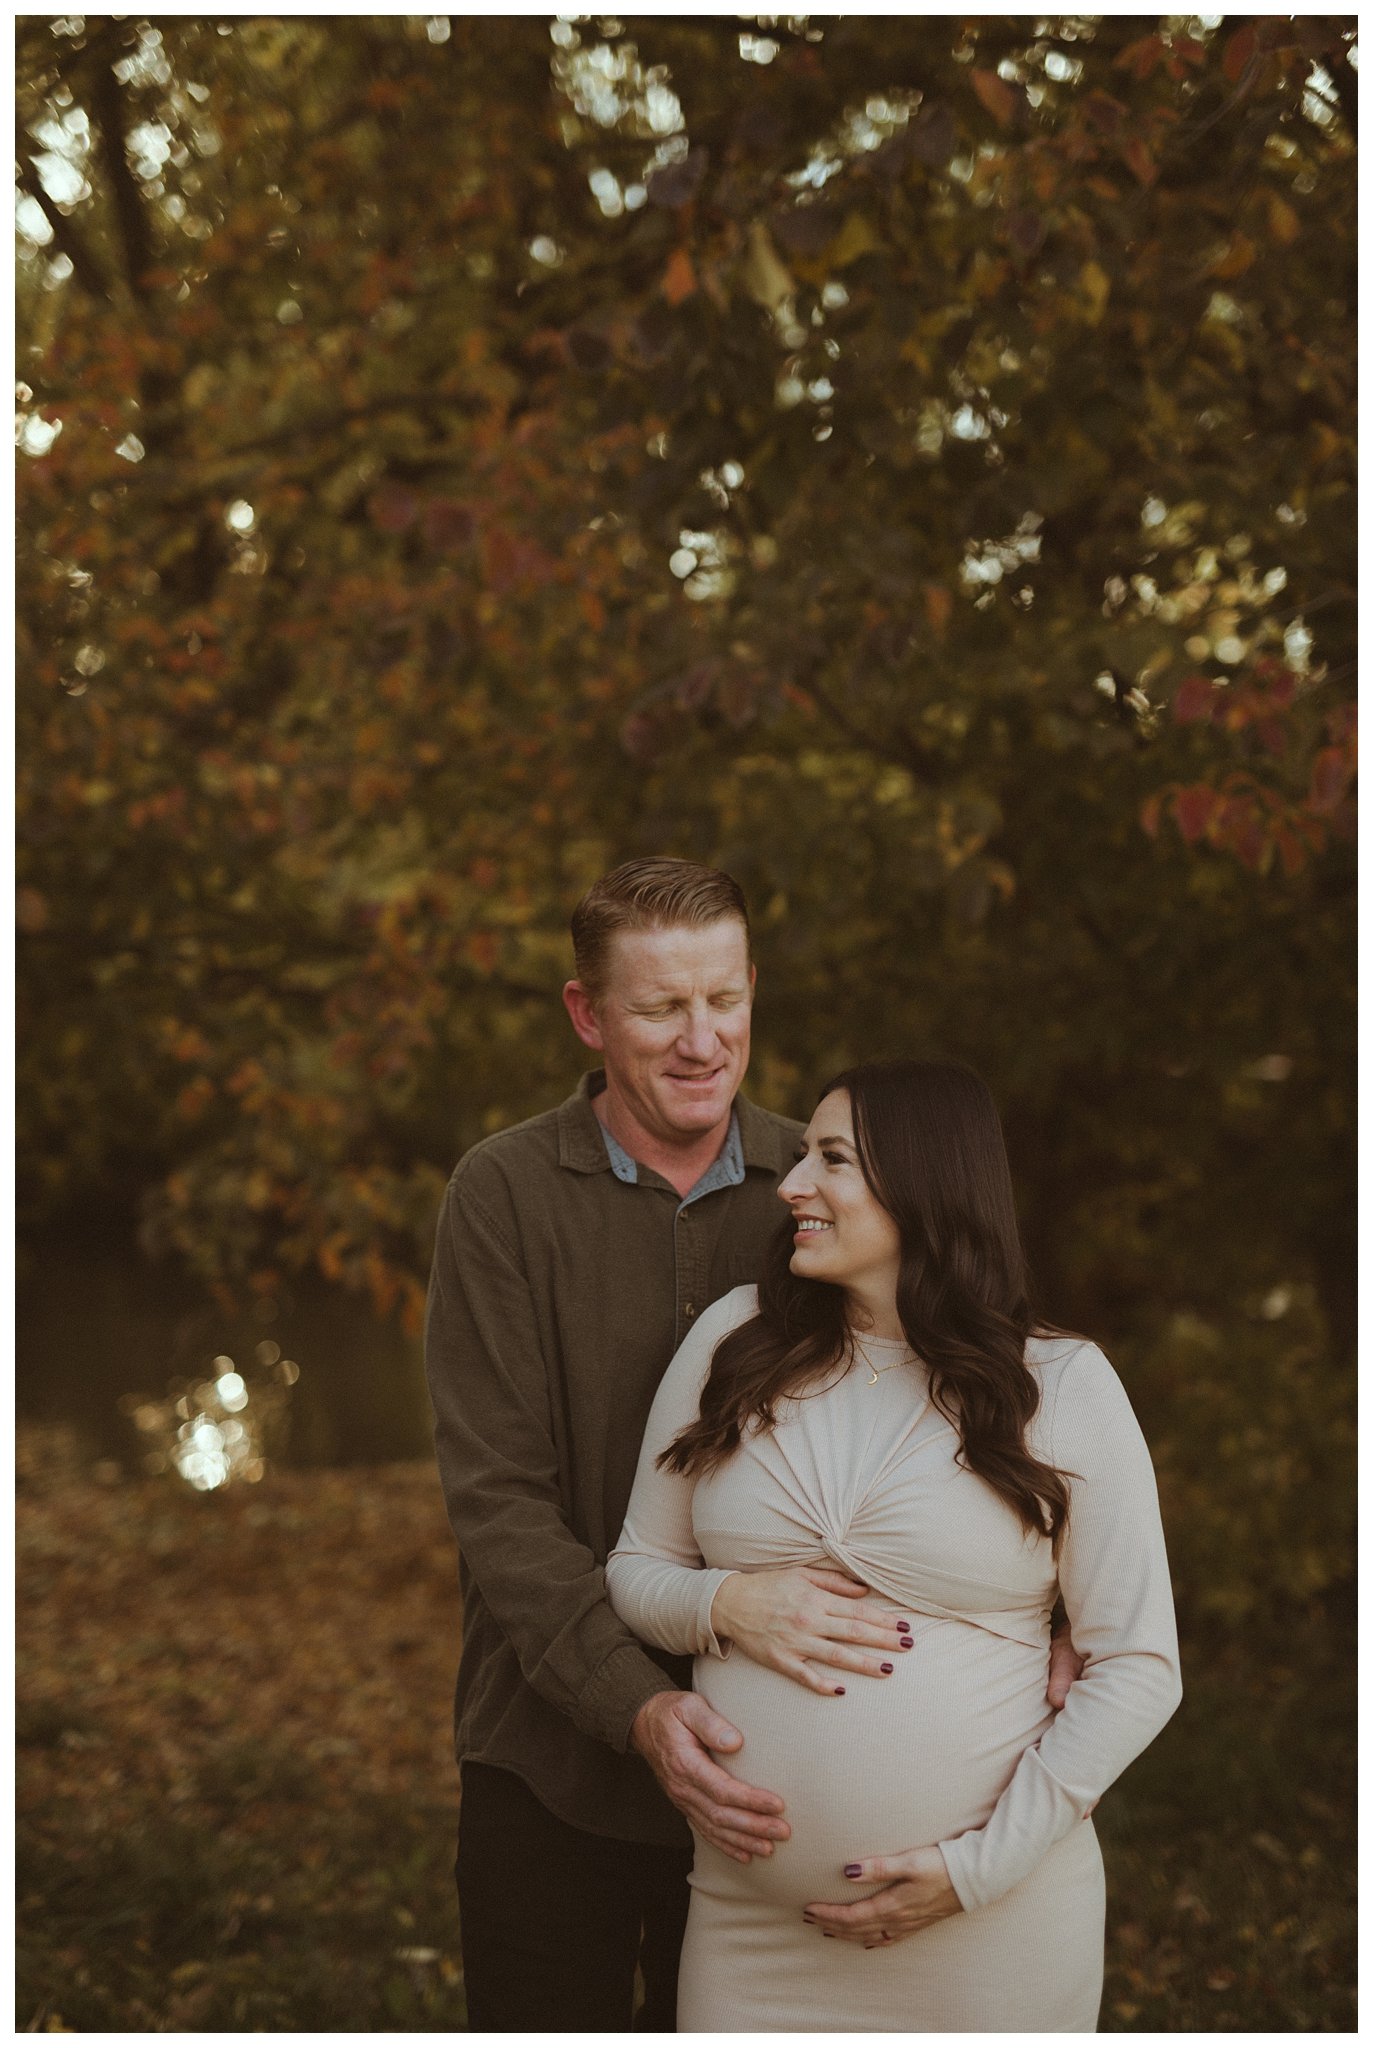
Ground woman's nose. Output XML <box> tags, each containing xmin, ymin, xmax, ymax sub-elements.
<box><xmin>777</xmin><ymin>1163</ymin><xmax>810</xmax><ymax>1203</ymax></box>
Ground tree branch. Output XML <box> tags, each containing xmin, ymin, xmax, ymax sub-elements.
<box><xmin>88</xmin><ymin>57</ymin><xmax>157</xmax><ymax>299</ymax></box>
<box><xmin>111</xmin><ymin>389</ymin><xmax>487</xmax><ymax>504</ymax></box>
<box><xmin>1323</xmin><ymin>34</ymin><xmax>1358</xmax><ymax>138</ymax></box>
<box><xmin>802</xmin><ymin>675</ymin><xmax>947</xmax><ymax>789</ymax></box>
<box><xmin>216</xmin><ymin>389</ymin><xmax>487</xmax><ymax>463</ymax></box>
<box><xmin>18</xmin><ymin>167</ymin><xmax>112</xmax><ymax>301</ymax></box>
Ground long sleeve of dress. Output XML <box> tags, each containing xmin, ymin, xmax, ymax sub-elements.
<box><xmin>605</xmin><ymin>1290</ymin><xmax>755</xmax><ymax>1658</ymax></box>
<box><xmin>937</xmin><ymin>1343</ymin><xmax>1183</xmax><ymax>1913</ymax></box>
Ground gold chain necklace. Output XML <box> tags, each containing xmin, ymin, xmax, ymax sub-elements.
<box><xmin>856</xmin><ymin>1345</ymin><xmax>915</xmax><ymax>1386</ymax></box>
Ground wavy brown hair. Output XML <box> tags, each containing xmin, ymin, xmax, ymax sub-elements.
<box><xmin>659</xmin><ymin>1059</ymin><xmax>1072</xmax><ymax>1551</ymax></box>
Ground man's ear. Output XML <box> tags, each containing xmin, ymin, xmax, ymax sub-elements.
<box><xmin>562</xmin><ymin>980</ymin><xmax>605</xmax><ymax>1052</ymax></box>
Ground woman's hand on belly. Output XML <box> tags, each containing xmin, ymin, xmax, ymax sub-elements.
<box><xmin>709</xmin><ymin>1566</ymin><xmax>914</xmax><ymax>1693</ymax></box>
<box><xmin>802</xmin><ymin>1846</ymin><xmax>963</xmax><ymax>1949</ymax></box>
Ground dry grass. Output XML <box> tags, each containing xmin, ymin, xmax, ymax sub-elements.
<box><xmin>17</xmin><ymin>1436</ymin><xmax>1354</xmax><ymax>2032</ymax></box>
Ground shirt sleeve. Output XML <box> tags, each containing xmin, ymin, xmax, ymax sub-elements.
<box><xmin>423</xmin><ymin>1164</ymin><xmax>678</xmax><ymax>1755</ymax></box>
<box><xmin>937</xmin><ymin>1343</ymin><xmax>1183</xmax><ymax>1913</ymax></box>
<box><xmin>604</xmin><ymin>1290</ymin><xmax>755</xmax><ymax>1658</ymax></box>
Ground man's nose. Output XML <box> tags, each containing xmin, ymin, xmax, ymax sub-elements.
<box><xmin>676</xmin><ymin>1006</ymin><xmax>719</xmax><ymax>1061</ymax></box>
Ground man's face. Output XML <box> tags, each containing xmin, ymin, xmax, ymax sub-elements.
<box><xmin>565</xmin><ymin>918</ymin><xmax>754</xmax><ymax>1145</ymax></box>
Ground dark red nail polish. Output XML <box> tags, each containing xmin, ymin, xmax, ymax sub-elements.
<box><xmin>896</xmin><ymin>1620</ymin><xmax>911</xmax><ymax>1630</ymax></box>
<box><xmin>834</xmin><ymin>1685</ymin><xmax>845</xmax><ymax>1695</ymax></box>
<box><xmin>899</xmin><ymin>1636</ymin><xmax>914</xmax><ymax>1648</ymax></box>
<box><xmin>844</xmin><ymin>1863</ymin><xmax>862</xmax><ymax>1877</ymax></box>
<box><xmin>822</xmin><ymin>1931</ymin><xmax>835</xmax><ymax>1939</ymax></box>
<box><xmin>880</xmin><ymin>1661</ymin><xmax>894</xmax><ymax>1674</ymax></box>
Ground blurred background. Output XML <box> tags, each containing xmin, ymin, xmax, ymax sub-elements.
<box><xmin>16</xmin><ymin>13</ymin><xmax>1354</xmax><ymax>2033</ymax></box>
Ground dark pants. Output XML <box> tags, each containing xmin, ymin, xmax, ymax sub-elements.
<box><xmin>456</xmin><ymin>1762</ymin><xmax>694</xmax><ymax>2033</ymax></box>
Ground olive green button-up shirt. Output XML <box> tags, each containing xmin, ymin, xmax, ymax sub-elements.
<box><xmin>423</xmin><ymin>1069</ymin><xmax>804</xmax><ymax>1847</ymax></box>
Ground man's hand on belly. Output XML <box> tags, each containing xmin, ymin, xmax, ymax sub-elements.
<box><xmin>802</xmin><ymin>1846</ymin><xmax>963</xmax><ymax>1948</ymax></box>
<box><xmin>1047</xmin><ymin>1618</ymin><xmax>1085</xmax><ymax>1708</ymax></box>
<box><xmin>630</xmin><ymin>1690</ymin><xmax>791</xmax><ymax>1866</ymax></box>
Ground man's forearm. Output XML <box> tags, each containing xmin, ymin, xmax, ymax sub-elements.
<box><xmin>440</xmin><ymin>1448</ymin><xmax>681</xmax><ymax>1749</ymax></box>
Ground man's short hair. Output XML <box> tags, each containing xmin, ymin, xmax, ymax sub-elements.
<box><xmin>571</xmin><ymin>858</ymin><xmax>751</xmax><ymax>1001</ymax></box>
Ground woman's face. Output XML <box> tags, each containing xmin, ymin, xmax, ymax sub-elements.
<box><xmin>777</xmin><ymin>1088</ymin><xmax>903</xmax><ymax>1302</ymax></box>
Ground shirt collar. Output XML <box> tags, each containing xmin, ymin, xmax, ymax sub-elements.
<box><xmin>556</xmin><ymin>1070</ymin><xmax>619</xmax><ymax>1174</ymax></box>
<box><xmin>598</xmin><ymin>1107</ymin><xmax>746</xmax><ymax>1206</ymax></box>
<box><xmin>556</xmin><ymin>1070</ymin><xmax>749</xmax><ymax>1200</ymax></box>
<box><xmin>733</xmin><ymin>1087</ymin><xmax>797</xmax><ymax>1171</ymax></box>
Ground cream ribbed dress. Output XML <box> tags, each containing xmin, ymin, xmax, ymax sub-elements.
<box><xmin>605</xmin><ymin>1287</ymin><xmax>1181</xmax><ymax>2034</ymax></box>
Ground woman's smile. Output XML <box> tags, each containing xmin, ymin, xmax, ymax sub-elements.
<box><xmin>777</xmin><ymin>1090</ymin><xmax>901</xmax><ymax>1304</ymax></box>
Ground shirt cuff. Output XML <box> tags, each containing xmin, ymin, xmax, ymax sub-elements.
<box><xmin>701</xmin><ymin>1569</ymin><xmax>739</xmax><ymax>1660</ymax></box>
<box><xmin>934</xmin><ymin>1831</ymin><xmax>979</xmax><ymax>1914</ymax></box>
<box><xmin>581</xmin><ymin>1642</ymin><xmax>682</xmax><ymax>1754</ymax></box>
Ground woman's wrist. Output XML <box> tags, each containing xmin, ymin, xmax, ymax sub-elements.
<box><xmin>707</xmin><ymin>1570</ymin><xmax>741</xmax><ymax>1645</ymax></box>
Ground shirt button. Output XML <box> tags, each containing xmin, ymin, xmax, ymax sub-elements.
<box><xmin>685</xmin><ymin>1304</ymin><xmax>695</xmax><ymax>1318</ymax></box>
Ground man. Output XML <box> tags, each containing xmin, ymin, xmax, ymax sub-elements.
<box><xmin>424</xmin><ymin>858</ymin><xmax>1075</xmax><ymax>2030</ymax></box>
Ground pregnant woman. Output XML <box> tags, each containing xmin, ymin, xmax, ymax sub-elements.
<box><xmin>606</xmin><ymin>1059</ymin><xmax>1181</xmax><ymax>2031</ymax></box>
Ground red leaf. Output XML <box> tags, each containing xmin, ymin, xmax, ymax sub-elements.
<box><xmin>1122</xmin><ymin>138</ymin><xmax>1158</xmax><ymax>188</ymax></box>
<box><xmin>367</xmin><ymin>485</ymin><xmax>417</xmax><ymax>534</ymax></box>
<box><xmin>1255</xmin><ymin>660</ymin><xmax>1296</xmax><ymax>707</ymax></box>
<box><xmin>1230</xmin><ymin>817</ymin><xmax>1269</xmax><ymax>870</ymax></box>
<box><xmin>971</xmin><ymin>69</ymin><xmax>1019</xmax><ymax>129</ymax></box>
<box><xmin>1274</xmin><ymin>826</ymin><xmax>1308</xmax><ymax>877</ymax></box>
<box><xmin>15</xmin><ymin>886</ymin><xmax>48</xmax><ymax>933</ymax></box>
<box><xmin>620</xmin><ymin>712</ymin><xmax>659</xmax><ymax>763</ymax></box>
<box><xmin>1326</xmin><ymin>702</ymin><xmax>1356</xmax><ymax>747</ymax></box>
<box><xmin>1139</xmin><ymin>793</ymin><xmax>1162</xmax><ymax>839</ymax></box>
<box><xmin>661</xmin><ymin>248</ymin><xmax>698</xmax><ymax>306</ymax></box>
<box><xmin>1006</xmin><ymin>209</ymin><xmax>1045</xmax><ymax>258</ymax></box>
<box><xmin>1309</xmin><ymin>748</ymin><xmax>1352</xmax><ymax>813</ymax></box>
<box><xmin>1173</xmin><ymin>785</ymin><xmax>1217</xmax><ymax>843</ymax></box>
<box><xmin>1082</xmin><ymin>90</ymin><xmax>1128</xmax><ymax>139</ymax></box>
<box><xmin>1172</xmin><ymin>674</ymin><xmax>1217</xmax><ymax>725</ymax></box>
<box><xmin>1114</xmin><ymin>36</ymin><xmax>1164</xmax><ymax>80</ymax></box>
<box><xmin>482</xmin><ymin>527</ymin><xmax>524</xmax><ymax>592</ymax></box>
<box><xmin>1223</xmin><ymin>25</ymin><xmax>1257</xmax><ymax>82</ymax></box>
<box><xmin>422</xmin><ymin>500</ymin><xmax>476</xmax><ymax>552</ymax></box>
<box><xmin>366</xmin><ymin>79</ymin><xmax>408</xmax><ymax>111</ymax></box>
<box><xmin>1256</xmin><ymin>718</ymin><xmax>1288</xmax><ymax>758</ymax></box>
<box><xmin>674</xmin><ymin>662</ymin><xmax>716</xmax><ymax>712</ymax></box>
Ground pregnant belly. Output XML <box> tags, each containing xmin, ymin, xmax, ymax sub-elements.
<box><xmin>693</xmin><ymin>1614</ymin><xmax>1053</xmax><ymax>1910</ymax></box>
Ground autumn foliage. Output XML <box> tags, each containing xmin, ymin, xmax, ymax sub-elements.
<box><xmin>17</xmin><ymin>16</ymin><xmax>1354</xmax><ymax>1359</ymax></box>
<box><xmin>14</xmin><ymin>16</ymin><xmax>1356</xmax><ymax>2033</ymax></box>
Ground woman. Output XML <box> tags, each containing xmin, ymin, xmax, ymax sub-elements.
<box><xmin>606</xmin><ymin>1060</ymin><xmax>1181</xmax><ymax>2032</ymax></box>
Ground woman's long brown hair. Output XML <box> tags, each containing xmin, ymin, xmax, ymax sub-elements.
<box><xmin>659</xmin><ymin>1060</ymin><xmax>1072</xmax><ymax>1552</ymax></box>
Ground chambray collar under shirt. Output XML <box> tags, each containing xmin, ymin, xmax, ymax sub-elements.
<box><xmin>567</xmin><ymin>1068</ymin><xmax>782</xmax><ymax>1337</ymax></box>
<box><xmin>593</xmin><ymin>1094</ymin><xmax>746</xmax><ymax>1209</ymax></box>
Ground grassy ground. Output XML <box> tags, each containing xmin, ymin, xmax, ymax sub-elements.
<box><xmin>16</xmin><ymin>1433</ymin><xmax>1354</xmax><ymax>2032</ymax></box>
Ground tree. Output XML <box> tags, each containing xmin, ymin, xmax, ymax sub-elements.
<box><xmin>17</xmin><ymin>15</ymin><xmax>1354</xmax><ymax>1397</ymax></box>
